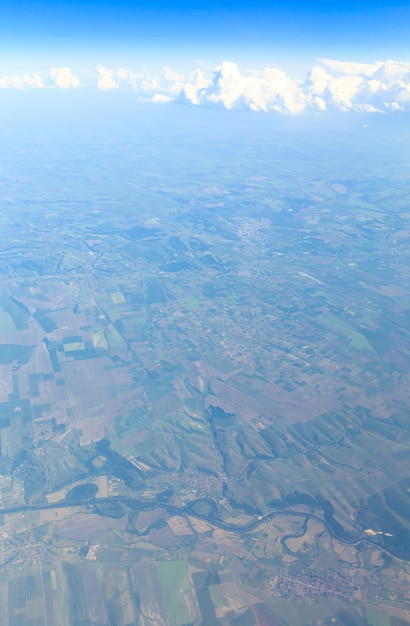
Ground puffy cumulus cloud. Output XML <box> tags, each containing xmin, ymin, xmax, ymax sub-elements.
<box><xmin>312</xmin><ymin>58</ymin><xmax>410</xmax><ymax>112</ymax></box>
<box><xmin>304</xmin><ymin>61</ymin><xmax>410</xmax><ymax>113</ymax></box>
<box><xmin>151</xmin><ymin>93</ymin><xmax>173</xmax><ymax>103</ymax></box>
<box><xmin>117</xmin><ymin>65</ymin><xmax>208</xmax><ymax>104</ymax></box>
<box><xmin>203</xmin><ymin>61</ymin><xmax>248</xmax><ymax>109</ymax></box>
<box><xmin>147</xmin><ymin>59</ymin><xmax>410</xmax><ymax>114</ymax></box>
<box><xmin>96</xmin><ymin>65</ymin><xmax>118</xmax><ymax>90</ymax></box>
<box><xmin>0</xmin><ymin>72</ymin><xmax>44</xmax><ymax>89</ymax></box>
<box><xmin>1</xmin><ymin>58</ymin><xmax>410</xmax><ymax>113</ymax></box>
<box><xmin>315</xmin><ymin>72</ymin><xmax>364</xmax><ymax>111</ymax></box>
<box><xmin>117</xmin><ymin>68</ymin><xmax>160</xmax><ymax>92</ymax></box>
<box><xmin>209</xmin><ymin>63</ymin><xmax>305</xmax><ymax>112</ymax></box>
<box><xmin>50</xmin><ymin>67</ymin><xmax>81</xmax><ymax>89</ymax></box>
<box><xmin>261</xmin><ymin>67</ymin><xmax>307</xmax><ymax>113</ymax></box>
<box><xmin>182</xmin><ymin>69</ymin><xmax>211</xmax><ymax>105</ymax></box>
<box><xmin>387</xmin><ymin>81</ymin><xmax>410</xmax><ymax>108</ymax></box>
<box><xmin>162</xmin><ymin>66</ymin><xmax>185</xmax><ymax>94</ymax></box>
<box><xmin>180</xmin><ymin>62</ymin><xmax>306</xmax><ymax>113</ymax></box>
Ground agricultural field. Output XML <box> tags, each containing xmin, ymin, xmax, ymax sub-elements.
<box><xmin>0</xmin><ymin>110</ymin><xmax>409</xmax><ymax>625</ymax></box>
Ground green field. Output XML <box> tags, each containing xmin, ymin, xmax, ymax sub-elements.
<box><xmin>158</xmin><ymin>560</ymin><xmax>193</xmax><ymax>626</ymax></box>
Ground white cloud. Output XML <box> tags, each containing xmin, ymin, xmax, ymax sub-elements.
<box><xmin>1</xmin><ymin>58</ymin><xmax>410</xmax><ymax>114</ymax></box>
<box><xmin>182</xmin><ymin>69</ymin><xmax>211</xmax><ymax>105</ymax></box>
<box><xmin>96</xmin><ymin>65</ymin><xmax>118</xmax><ymax>90</ymax></box>
<box><xmin>392</xmin><ymin>81</ymin><xmax>410</xmax><ymax>105</ymax></box>
<box><xmin>117</xmin><ymin>67</ymin><xmax>129</xmax><ymax>81</ymax></box>
<box><xmin>117</xmin><ymin>68</ymin><xmax>160</xmax><ymax>91</ymax></box>
<box><xmin>180</xmin><ymin>62</ymin><xmax>307</xmax><ymax>113</ymax></box>
<box><xmin>262</xmin><ymin>66</ymin><xmax>307</xmax><ymax>114</ymax></box>
<box><xmin>206</xmin><ymin>61</ymin><xmax>248</xmax><ymax>109</ymax></box>
<box><xmin>50</xmin><ymin>67</ymin><xmax>81</xmax><ymax>89</ymax></box>
<box><xmin>0</xmin><ymin>73</ymin><xmax>44</xmax><ymax>89</ymax></box>
<box><xmin>319</xmin><ymin>58</ymin><xmax>383</xmax><ymax>77</ymax></box>
<box><xmin>328</xmin><ymin>75</ymin><xmax>364</xmax><ymax>111</ymax></box>
<box><xmin>305</xmin><ymin>66</ymin><xmax>331</xmax><ymax>96</ymax></box>
<box><xmin>162</xmin><ymin>66</ymin><xmax>185</xmax><ymax>94</ymax></box>
<box><xmin>314</xmin><ymin>96</ymin><xmax>327</xmax><ymax>111</ymax></box>
<box><xmin>151</xmin><ymin>93</ymin><xmax>173</xmax><ymax>103</ymax></box>
<box><xmin>372</xmin><ymin>60</ymin><xmax>410</xmax><ymax>82</ymax></box>
<box><xmin>304</xmin><ymin>61</ymin><xmax>410</xmax><ymax>112</ymax></box>
<box><xmin>179</xmin><ymin>61</ymin><xmax>306</xmax><ymax>113</ymax></box>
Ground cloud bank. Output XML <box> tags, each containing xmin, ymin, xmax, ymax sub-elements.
<box><xmin>0</xmin><ymin>72</ymin><xmax>44</xmax><ymax>89</ymax></box>
<box><xmin>2</xmin><ymin>59</ymin><xmax>410</xmax><ymax>113</ymax></box>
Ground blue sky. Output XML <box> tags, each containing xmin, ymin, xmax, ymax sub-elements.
<box><xmin>1</xmin><ymin>0</ymin><xmax>410</xmax><ymax>116</ymax></box>
<box><xmin>1</xmin><ymin>0</ymin><xmax>410</xmax><ymax>73</ymax></box>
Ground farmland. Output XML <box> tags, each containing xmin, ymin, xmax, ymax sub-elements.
<box><xmin>0</xmin><ymin>109</ymin><xmax>409</xmax><ymax>624</ymax></box>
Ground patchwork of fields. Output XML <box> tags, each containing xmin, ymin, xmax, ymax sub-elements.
<box><xmin>0</xmin><ymin>114</ymin><xmax>409</xmax><ymax>625</ymax></box>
